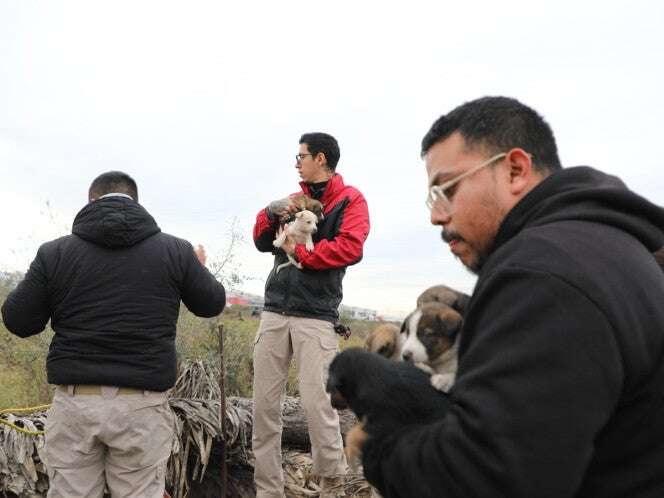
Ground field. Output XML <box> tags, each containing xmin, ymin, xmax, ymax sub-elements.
<box><xmin>0</xmin><ymin>287</ymin><xmax>381</xmax><ymax>411</ymax></box>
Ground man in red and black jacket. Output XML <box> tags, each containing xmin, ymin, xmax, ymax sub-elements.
<box><xmin>251</xmin><ymin>132</ymin><xmax>370</xmax><ymax>498</ymax></box>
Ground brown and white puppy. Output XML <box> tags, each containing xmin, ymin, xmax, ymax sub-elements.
<box><xmin>365</xmin><ymin>323</ymin><xmax>402</xmax><ymax>361</ymax></box>
<box><xmin>273</xmin><ymin>210</ymin><xmax>318</xmax><ymax>273</ymax></box>
<box><xmin>400</xmin><ymin>301</ymin><xmax>463</xmax><ymax>392</ymax></box>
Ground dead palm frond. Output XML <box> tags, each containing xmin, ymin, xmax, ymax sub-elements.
<box><xmin>2</xmin><ymin>358</ymin><xmax>373</xmax><ymax>498</ymax></box>
<box><xmin>0</xmin><ymin>409</ymin><xmax>49</xmax><ymax>496</ymax></box>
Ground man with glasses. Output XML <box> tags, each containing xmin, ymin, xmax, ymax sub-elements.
<box><xmin>252</xmin><ymin>132</ymin><xmax>370</xmax><ymax>498</ymax></box>
<box><xmin>361</xmin><ymin>96</ymin><xmax>664</xmax><ymax>497</ymax></box>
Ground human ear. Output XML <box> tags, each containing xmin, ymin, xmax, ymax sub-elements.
<box><xmin>505</xmin><ymin>148</ymin><xmax>534</xmax><ymax>195</ymax></box>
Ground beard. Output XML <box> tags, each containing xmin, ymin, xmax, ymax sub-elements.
<box><xmin>442</xmin><ymin>229</ymin><xmax>496</xmax><ymax>275</ymax></box>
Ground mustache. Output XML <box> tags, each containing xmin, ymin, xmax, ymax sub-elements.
<box><xmin>441</xmin><ymin>230</ymin><xmax>460</xmax><ymax>243</ymax></box>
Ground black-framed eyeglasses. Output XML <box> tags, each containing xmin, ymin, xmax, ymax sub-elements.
<box><xmin>295</xmin><ymin>153</ymin><xmax>313</xmax><ymax>163</ymax></box>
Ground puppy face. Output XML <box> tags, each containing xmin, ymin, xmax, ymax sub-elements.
<box><xmin>365</xmin><ymin>323</ymin><xmax>401</xmax><ymax>360</ymax></box>
<box><xmin>327</xmin><ymin>348</ymin><xmax>386</xmax><ymax>417</ymax></box>
<box><xmin>401</xmin><ymin>302</ymin><xmax>462</xmax><ymax>364</ymax></box>
<box><xmin>416</xmin><ymin>284</ymin><xmax>470</xmax><ymax>314</ymax></box>
<box><xmin>326</xmin><ymin>356</ymin><xmax>353</xmax><ymax>411</ymax></box>
<box><xmin>292</xmin><ymin>210</ymin><xmax>318</xmax><ymax>234</ymax></box>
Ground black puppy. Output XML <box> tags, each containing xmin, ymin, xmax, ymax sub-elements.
<box><xmin>326</xmin><ymin>347</ymin><xmax>451</xmax><ymax>464</ymax></box>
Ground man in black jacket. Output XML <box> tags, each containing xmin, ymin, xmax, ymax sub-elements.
<box><xmin>362</xmin><ymin>97</ymin><xmax>664</xmax><ymax>497</ymax></box>
<box><xmin>1</xmin><ymin>171</ymin><xmax>226</xmax><ymax>498</ymax></box>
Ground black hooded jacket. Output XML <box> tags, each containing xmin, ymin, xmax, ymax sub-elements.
<box><xmin>1</xmin><ymin>196</ymin><xmax>226</xmax><ymax>391</ymax></box>
<box><xmin>363</xmin><ymin>167</ymin><xmax>664</xmax><ymax>498</ymax></box>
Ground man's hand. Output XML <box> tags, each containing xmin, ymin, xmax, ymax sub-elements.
<box><xmin>267</xmin><ymin>197</ymin><xmax>299</xmax><ymax>220</ymax></box>
<box><xmin>194</xmin><ymin>244</ymin><xmax>207</xmax><ymax>266</ymax></box>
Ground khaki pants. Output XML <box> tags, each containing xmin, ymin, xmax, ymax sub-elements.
<box><xmin>252</xmin><ymin>312</ymin><xmax>348</xmax><ymax>498</ymax></box>
<box><xmin>45</xmin><ymin>386</ymin><xmax>175</xmax><ymax>498</ymax></box>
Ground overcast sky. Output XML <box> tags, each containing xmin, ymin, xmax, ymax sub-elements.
<box><xmin>1</xmin><ymin>1</ymin><xmax>663</xmax><ymax>318</ymax></box>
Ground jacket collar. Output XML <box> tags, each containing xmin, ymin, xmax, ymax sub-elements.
<box><xmin>493</xmin><ymin>166</ymin><xmax>664</xmax><ymax>254</ymax></box>
<box><xmin>300</xmin><ymin>173</ymin><xmax>345</xmax><ymax>209</ymax></box>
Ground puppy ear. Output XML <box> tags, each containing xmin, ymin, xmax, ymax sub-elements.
<box><xmin>435</xmin><ymin>312</ymin><xmax>462</xmax><ymax>342</ymax></box>
<box><xmin>446</xmin><ymin>317</ymin><xmax>463</xmax><ymax>342</ymax></box>
<box><xmin>453</xmin><ymin>293</ymin><xmax>471</xmax><ymax>315</ymax></box>
<box><xmin>400</xmin><ymin>317</ymin><xmax>408</xmax><ymax>335</ymax></box>
<box><xmin>295</xmin><ymin>211</ymin><xmax>303</xmax><ymax>219</ymax></box>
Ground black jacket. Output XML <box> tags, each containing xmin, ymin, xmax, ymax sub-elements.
<box><xmin>1</xmin><ymin>196</ymin><xmax>226</xmax><ymax>391</ymax></box>
<box><xmin>364</xmin><ymin>167</ymin><xmax>664</xmax><ymax>498</ymax></box>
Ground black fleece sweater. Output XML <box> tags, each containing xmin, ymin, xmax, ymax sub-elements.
<box><xmin>363</xmin><ymin>167</ymin><xmax>664</xmax><ymax>498</ymax></box>
<box><xmin>1</xmin><ymin>196</ymin><xmax>226</xmax><ymax>391</ymax></box>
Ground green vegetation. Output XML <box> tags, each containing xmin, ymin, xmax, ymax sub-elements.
<box><xmin>1</xmin><ymin>275</ymin><xmax>387</xmax><ymax>408</ymax></box>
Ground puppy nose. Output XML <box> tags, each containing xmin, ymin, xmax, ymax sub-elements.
<box><xmin>402</xmin><ymin>350</ymin><xmax>414</xmax><ymax>362</ymax></box>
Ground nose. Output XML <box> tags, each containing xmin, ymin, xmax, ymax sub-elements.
<box><xmin>430</xmin><ymin>207</ymin><xmax>451</xmax><ymax>226</ymax></box>
<box><xmin>402</xmin><ymin>350</ymin><xmax>414</xmax><ymax>363</ymax></box>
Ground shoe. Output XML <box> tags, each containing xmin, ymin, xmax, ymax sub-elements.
<box><xmin>319</xmin><ymin>475</ymin><xmax>346</xmax><ymax>497</ymax></box>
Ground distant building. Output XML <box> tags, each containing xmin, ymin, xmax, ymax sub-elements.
<box><xmin>340</xmin><ymin>305</ymin><xmax>377</xmax><ymax>321</ymax></box>
<box><xmin>226</xmin><ymin>291</ymin><xmax>264</xmax><ymax>307</ymax></box>
<box><xmin>227</xmin><ymin>290</ymin><xmax>380</xmax><ymax>321</ymax></box>
<box><xmin>227</xmin><ymin>295</ymin><xmax>250</xmax><ymax>306</ymax></box>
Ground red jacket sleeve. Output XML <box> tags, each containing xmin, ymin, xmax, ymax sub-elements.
<box><xmin>295</xmin><ymin>190</ymin><xmax>370</xmax><ymax>270</ymax></box>
<box><xmin>253</xmin><ymin>207</ymin><xmax>280</xmax><ymax>253</ymax></box>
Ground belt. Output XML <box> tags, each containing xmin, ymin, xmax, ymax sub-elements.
<box><xmin>58</xmin><ymin>385</ymin><xmax>145</xmax><ymax>395</ymax></box>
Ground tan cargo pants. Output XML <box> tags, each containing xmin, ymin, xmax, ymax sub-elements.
<box><xmin>45</xmin><ymin>385</ymin><xmax>175</xmax><ymax>498</ymax></box>
<box><xmin>252</xmin><ymin>311</ymin><xmax>348</xmax><ymax>498</ymax></box>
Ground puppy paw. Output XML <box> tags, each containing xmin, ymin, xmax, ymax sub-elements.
<box><xmin>431</xmin><ymin>373</ymin><xmax>455</xmax><ymax>392</ymax></box>
<box><xmin>273</xmin><ymin>229</ymin><xmax>286</xmax><ymax>248</ymax></box>
<box><xmin>305</xmin><ymin>240</ymin><xmax>314</xmax><ymax>251</ymax></box>
<box><xmin>414</xmin><ymin>362</ymin><xmax>435</xmax><ymax>375</ymax></box>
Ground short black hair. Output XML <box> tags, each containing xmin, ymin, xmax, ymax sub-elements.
<box><xmin>421</xmin><ymin>96</ymin><xmax>562</xmax><ymax>174</ymax></box>
<box><xmin>300</xmin><ymin>132</ymin><xmax>340</xmax><ymax>172</ymax></box>
<box><xmin>89</xmin><ymin>171</ymin><xmax>138</xmax><ymax>201</ymax></box>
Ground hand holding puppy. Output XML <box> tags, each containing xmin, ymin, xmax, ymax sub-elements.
<box><xmin>267</xmin><ymin>197</ymin><xmax>298</xmax><ymax>220</ymax></box>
